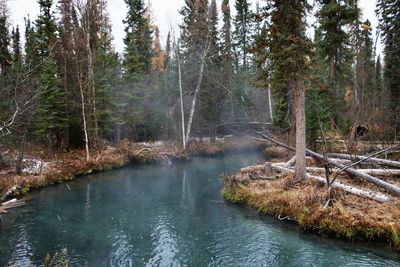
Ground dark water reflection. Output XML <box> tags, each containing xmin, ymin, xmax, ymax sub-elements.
<box><xmin>1</xmin><ymin>151</ymin><xmax>399</xmax><ymax>266</ymax></box>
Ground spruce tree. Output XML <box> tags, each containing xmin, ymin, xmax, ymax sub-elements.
<box><xmin>316</xmin><ymin>0</ymin><xmax>359</xmax><ymax>127</ymax></box>
<box><xmin>11</xmin><ymin>26</ymin><xmax>21</xmax><ymax>67</ymax></box>
<box><xmin>376</xmin><ymin>0</ymin><xmax>400</xmax><ymax>136</ymax></box>
<box><xmin>0</xmin><ymin>8</ymin><xmax>11</xmax><ymax>77</ymax></box>
<box><xmin>260</xmin><ymin>0</ymin><xmax>312</xmax><ymax>180</ymax></box>
<box><xmin>200</xmin><ymin>0</ymin><xmax>224</xmax><ymax>138</ymax></box>
<box><xmin>123</xmin><ymin>0</ymin><xmax>153</xmax><ymax>79</ymax></box>
<box><xmin>164</xmin><ymin>31</ymin><xmax>171</xmax><ymax>69</ymax></box>
<box><xmin>233</xmin><ymin>0</ymin><xmax>252</xmax><ymax>69</ymax></box>
<box><xmin>35</xmin><ymin>0</ymin><xmax>67</xmax><ymax>147</ymax></box>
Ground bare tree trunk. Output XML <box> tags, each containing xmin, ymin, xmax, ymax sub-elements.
<box><xmin>348</xmin><ymin>105</ymin><xmax>360</xmax><ymax>154</ymax></box>
<box><xmin>327</xmin><ymin>153</ymin><xmax>400</xmax><ymax>168</ymax></box>
<box><xmin>177</xmin><ymin>54</ymin><xmax>186</xmax><ymax>150</ymax></box>
<box><xmin>273</xmin><ymin>165</ymin><xmax>392</xmax><ymax>203</ymax></box>
<box><xmin>0</xmin><ymin>147</ymin><xmax>8</xmax><ymax>169</ymax></box>
<box><xmin>268</xmin><ymin>83</ymin><xmax>273</xmax><ymax>122</ymax></box>
<box><xmin>78</xmin><ymin>66</ymin><xmax>90</xmax><ymax>162</ymax></box>
<box><xmin>293</xmin><ymin>78</ymin><xmax>306</xmax><ymax>181</ymax></box>
<box><xmin>85</xmin><ymin>23</ymin><xmax>98</xmax><ymax>144</ymax></box>
<box><xmin>185</xmin><ymin>51</ymin><xmax>207</xmax><ymax>143</ymax></box>
<box><xmin>15</xmin><ymin>130</ymin><xmax>27</xmax><ymax>175</ymax></box>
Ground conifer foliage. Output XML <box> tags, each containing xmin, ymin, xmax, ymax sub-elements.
<box><xmin>377</xmin><ymin>0</ymin><xmax>400</xmax><ymax>135</ymax></box>
<box><xmin>0</xmin><ymin>0</ymin><xmax>399</xmax><ymax>163</ymax></box>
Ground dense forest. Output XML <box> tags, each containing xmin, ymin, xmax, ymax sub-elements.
<box><xmin>0</xmin><ymin>0</ymin><xmax>399</xmax><ymax>171</ymax></box>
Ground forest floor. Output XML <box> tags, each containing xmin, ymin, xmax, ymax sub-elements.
<box><xmin>223</xmin><ymin>145</ymin><xmax>400</xmax><ymax>253</ymax></box>
<box><xmin>0</xmin><ymin>136</ymin><xmax>265</xmax><ymax>195</ymax></box>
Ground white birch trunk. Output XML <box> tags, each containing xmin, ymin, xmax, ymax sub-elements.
<box><xmin>178</xmin><ymin>57</ymin><xmax>186</xmax><ymax>150</ymax></box>
<box><xmin>185</xmin><ymin>51</ymin><xmax>207</xmax><ymax>142</ymax></box>
<box><xmin>268</xmin><ymin>83</ymin><xmax>273</xmax><ymax>121</ymax></box>
<box><xmin>79</xmin><ymin>69</ymin><xmax>90</xmax><ymax>162</ymax></box>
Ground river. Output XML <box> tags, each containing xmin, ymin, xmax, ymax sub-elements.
<box><xmin>0</xmin><ymin>151</ymin><xmax>399</xmax><ymax>266</ymax></box>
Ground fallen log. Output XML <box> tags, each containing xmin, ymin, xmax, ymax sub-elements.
<box><xmin>358</xmin><ymin>169</ymin><xmax>400</xmax><ymax>177</ymax></box>
<box><xmin>273</xmin><ymin>165</ymin><xmax>393</xmax><ymax>203</ymax></box>
<box><xmin>303</xmin><ymin>167</ymin><xmax>400</xmax><ymax>177</ymax></box>
<box><xmin>284</xmin><ymin>156</ymin><xmax>296</xmax><ymax>168</ymax></box>
<box><xmin>327</xmin><ymin>153</ymin><xmax>400</xmax><ymax>168</ymax></box>
<box><xmin>1</xmin><ymin>201</ymin><xmax>26</xmax><ymax>210</ymax></box>
<box><xmin>256</xmin><ymin>134</ymin><xmax>400</xmax><ymax>196</ymax></box>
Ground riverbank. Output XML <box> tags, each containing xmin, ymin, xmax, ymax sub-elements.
<box><xmin>222</xmin><ymin>167</ymin><xmax>400</xmax><ymax>253</ymax></box>
<box><xmin>0</xmin><ymin>136</ymin><xmax>265</xmax><ymax>195</ymax></box>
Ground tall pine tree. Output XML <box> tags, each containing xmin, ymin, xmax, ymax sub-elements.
<box><xmin>35</xmin><ymin>0</ymin><xmax>67</xmax><ymax>148</ymax></box>
<box><xmin>377</xmin><ymin>0</ymin><xmax>400</xmax><ymax>136</ymax></box>
<box><xmin>316</xmin><ymin>0</ymin><xmax>359</xmax><ymax>127</ymax></box>
<box><xmin>123</xmin><ymin>0</ymin><xmax>153</xmax><ymax>79</ymax></box>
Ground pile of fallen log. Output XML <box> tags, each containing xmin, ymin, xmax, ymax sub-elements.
<box><xmin>247</xmin><ymin>133</ymin><xmax>400</xmax><ymax>203</ymax></box>
<box><xmin>0</xmin><ymin>198</ymin><xmax>26</xmax><ymax>214</ymax></box>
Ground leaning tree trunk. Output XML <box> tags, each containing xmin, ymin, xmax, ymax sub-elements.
<box><xmin>185</xmin><ymin>50</ymin><xmax>207</xmax><ymax>143</ymax></box>
<box><xmin>78</xmin><ymin>65</ymin><xmax>90</xmax><ymax>162</ymax></box>
<box><xmin>293</xmin><ymin>78</ymin><xmax>306</xmax><ymax>181</ymax></box>
<box><xmin>177</xmin><ymin>54</ymin><xmax>186</xmax><ymax>150</ymax></box>
<box><xmin>327</xmin><ymin>153</ymin><xmax>400</xmax><ymax>168</ymax></box>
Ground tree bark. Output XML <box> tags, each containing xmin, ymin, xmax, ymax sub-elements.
<box><xmin>185</xmin><ymin>50</ymin><xmax>207</xmax><ymax>142</ymax></box>
<box><xmin>293</xmin><ymin>78</ymin><xmax>306</xmax><ymax>181</ymax></box>
<box><xmin>15</xmin><ymin>130</ymin><xmax>27</xmax><ymax>175</ymax></box>
<box><xmin>85</xmin><ymin>21</ymin><xmax>98</xmax><ymax>144</ymax></box>
<box><xmin>78</xmin><ymin>65</ymin><xmax>90</xmax><ymax>162</ymax></box>
<box><xmin>268</xmin><ymin>83</ymin><xmax>273</xmax><ymax>122</ymax></box>
<box><xmin>0</xmin><ymin>147</ymin><xmax>9</xmax><ymax>169</ymax></box>
<box><xmin>327</xmin><ymin>153</ymin><xmax>400</xmax><ymax>168</ymax></box>
<box><xmin>177</xmin><ymin>52</ymin><xmax>186</xmax><ymax>150</ymax></box>
<box><xmin>257</xmin><ymin>134</ymin><xmax>400</xmax><ymax>196</ymax></box>
<box><xmin>273</xmin><ymin>165</ymin><xmax>392</xmax><ymax>203</ymax></box>
<box><xmin>303</xmin><ymin>167</ymin><xmax>400</xmax><ymax>177</ymax></box>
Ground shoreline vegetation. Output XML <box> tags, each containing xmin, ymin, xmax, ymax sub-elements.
<box><xmin>0</xmin><ymin>136</ymin><xmax>265</xmax><ymax>196</ymax></box>
<box><xmin>2</xmin><ymin>135</ymin><xmax>400</xmax><ymax>254</ymax></box>
<box><xmin>222</xmin><ymin>141</ymin><xmax>400</xmax><ymax>253</ymax></box>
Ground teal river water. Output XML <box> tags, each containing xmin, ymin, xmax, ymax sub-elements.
<box><xmin>1</xmin><ymin>151</ymin><xmax>400</xmax><ymax>266</ymax></box>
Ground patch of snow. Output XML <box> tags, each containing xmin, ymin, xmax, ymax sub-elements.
<box><xmin>22</xmin><ymin>159</ymin><xmax>49</xmax><ymax>174</ymax></box>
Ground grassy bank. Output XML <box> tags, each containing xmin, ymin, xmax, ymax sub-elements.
<box><xmin>222</xmin><ymin>171</ymin><xmax>400</xmax><ymax>253</ymax></box>
<box><xmin>0</xmin><ymin>137</ymin><xmax>264</xmax><ymax>195</ymax></box>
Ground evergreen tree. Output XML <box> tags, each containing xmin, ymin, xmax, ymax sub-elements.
<box><xmin>357</xmin><ymin>20</ymin><xmax>375</xmax><ymax>117</ymax></box>
<box><xmin>200</xmin><ymin>0</ymin><xmax>224</xmax><ymax>138</ymax></box>
<box><xmin>259</xmin><ymin>0</ymin><xmax>312</xmax><ymax>180</ymax></box>
<box><xmin>11</xmin><ymin>26</ymin><xmax>21</xmax><ymax>67</ymax></box>
<box><xmin>316</xmin><ymin>0</ymin><xmax>359</xmax><ymax>127</ymax></box>
<box><xmin>221</xmin><ymin>0</ymin><xmax>232</xmax><ymax>84</ymax></box>
<box><xmin>35</xmin><ymin>0</ymin><xmax>67</xmax><ymax>147</ymax></box>
<box><xmin>376</xmin><ymin>0</ymin><xmax>400</xmax><ymax>136</ymax></box>
<box><xmin>92</xmin><ymin>1</ymin><xmax>123</xmax><ymax>141</ymax></box>
<box><xmin>123</xmin><ymin>0</ymin><xmax>153</xmax><ymax>79</ymax></box>
<box><xmin>0</xmin><ymin>6</ymin><xmax>11</xmax><ymax>76</ymax></box>
<box><xmin>233</xmin><ymin>0</ymin><xmax>252</xmax><ymax>69</ymax></box>
<box><xmin>24</xmin><ymin>17</ymin><xmax>37</xmax><ymax>68</ymax></box>
<box><xmin>164</xmin><ymin>31</ymin><xmax>171</xmax><ymax>69</ymax></box>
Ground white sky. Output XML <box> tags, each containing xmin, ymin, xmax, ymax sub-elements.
<box><xmin>7</xmin><ymin>0</ymin><xmax>382</xmax><ymax>56</ymax></box>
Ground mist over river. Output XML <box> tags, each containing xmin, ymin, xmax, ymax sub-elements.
<box><xmin>1</xmin><ymin>151</ymin><xmax>399</xmax><ymax>266</ymax></box>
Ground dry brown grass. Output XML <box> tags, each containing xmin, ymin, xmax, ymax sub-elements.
<box><xmin>0</xmin><ymin>137</ymin><xmax>265</xmax><ymax>194</ymax></box>
<box><xmin>222</xmin><ymin>171</ymin><xmax>400</xmax><ymax>252</ymax></box>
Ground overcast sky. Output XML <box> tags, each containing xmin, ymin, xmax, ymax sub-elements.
<box><xmin>7</xmin><ymin>0</ymin><xmax>382</xmax><ymax>55</ymax></box>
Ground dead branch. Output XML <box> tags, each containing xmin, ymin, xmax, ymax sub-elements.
<box><xmin>254</xmin><ymin>133</ymin><xmax>400</xmax><ymax>196</ymax></box>
<box><xmin>273</xmin><ymin>165</ymin><xmax>393</xmax><ymax>203</ymax></box>
<box><xmin>327</xmin><ymin>150</ymin><xmax>400</xmax><ymax>169</ymax></box>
